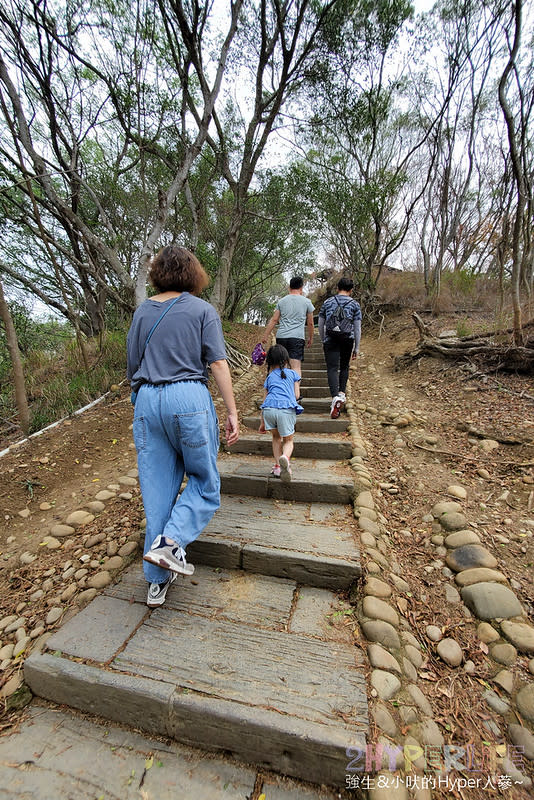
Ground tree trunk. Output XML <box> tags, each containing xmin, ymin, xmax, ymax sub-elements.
<box><xmin>0</xmin><ymin>279</ymin><xmax>30</xmax><ymax>436</ymax></box>
<box><xmin>210</xmin><ymin>211</ymin><xmax>242</xmax><ymax>316</ymax></box>
<box><xmin>134</xmin><ymin>0</ymin><xmax>244</xmax><ymax>307</ymax></box>
<box><xmin>498</xmin><ymin>0</ymin><xmax>525</xmax><ymax>346</ymax></box>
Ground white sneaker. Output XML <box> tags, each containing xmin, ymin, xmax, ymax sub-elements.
<box><xmin>338</xmin><ymin>391</ymin><xmax>346</xmax><ymax>402</ymax></box>
<box><xmin>143</xmin><ymin>535</ymin><xmax>195</xmax><ymax>575</ymax></box>
<box><xmin>147</xmin><ymin>572</ymin><xmax>177</xmax><ymax>608</ymax></box>
<box><xmin>330</xmin><ymin>396</ymin><xmax>343</xmax><ymax>419</ymax></box>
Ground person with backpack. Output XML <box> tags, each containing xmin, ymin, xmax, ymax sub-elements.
<box><xmin>318</xmin><ymin>277</ymin><xmax>362</xmax><ymax>419</ymax></box>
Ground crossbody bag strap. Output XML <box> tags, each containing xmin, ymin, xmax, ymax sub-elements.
<box><xmin>139</xmin><ymin>296</ymin><xmax>180</xmax><ymax>363</ymax></box>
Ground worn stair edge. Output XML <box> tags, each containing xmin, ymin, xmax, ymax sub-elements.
<box><xmin>24</xmin><ymin>653</ymin><xmax>366</xmax><ymax>789</ymax></box>
<box><xmin>228</xmin><ymin>434</ymin><xmax>351</xmax><ymax>460</ymax></box>
<box><xmin>301</xmin><ymin>380</ymin><xmax>329</xmax><ymax>389</ymax></box>
<box><xmin>300</xmin><ymin>387</ymin><xmax>332</xmax><ymax>398</ymax></box>
<box><xmin>242</xmin><ymin>415</ymin><xmax>348</xmax><ymax>433</ymax></box>
<box><xmin>187</xmin><ymin>537</ymin><xmax>361</xmax><ymax>589</ymax></box>
<box><xmin>220</xmin><ymin>473</ymin><xmax>353</xmax><ymax>504</ymax></box>
<box><xmin>242</xmin><ymin>544</ymin><xmax>361</xmax><ymax>588</ymax></box>
<box><xmin>298</xmin><ymin>400</ymin><xmax>332</xmax><ymax>414</ymax></box>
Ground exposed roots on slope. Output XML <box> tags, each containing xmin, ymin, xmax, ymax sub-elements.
<box><xmin>395</xmin><ymin>313</ymin><xmax>534</xmax><ymax>373</ymax></box>
<box><xmin>224</xmin><ymin>340</ymin><xmax>251</xmax><ymax>374</ymax></box>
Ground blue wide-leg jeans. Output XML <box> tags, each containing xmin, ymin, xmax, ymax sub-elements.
<box><xmin>133</xmin><ymin>381</ymin><xmax>221</xmax><ymax>584</ymax></box>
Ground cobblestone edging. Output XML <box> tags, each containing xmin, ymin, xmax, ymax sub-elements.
<box><xmin>0</xmin><ymin>368</ymin><xmax>258</xmax><ymax>704</ymax></box>
<box><xmin>0</xmin><ymin>470</ymin><xmax>142</xmax><ymax>701</ymax></box>
<box><xmin>344</xmin><ymin>376</ymin><xmax>534</xmax><ymax>799</ymax></box>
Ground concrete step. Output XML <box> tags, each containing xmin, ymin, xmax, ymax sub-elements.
<box><xmin>25</xmin><ymin>567</ymin><xmax>368</xmax><ymax>788</ymax></box>
<box><xmin>301</xmin><ymin>382</ymin><xmax>330</xmax><ymax>390</ymax></box>
<box><xmin>299</xmin><ymin>398</ymin><xmax>332</xmax><ymax>414</ymax></box>
<box><xmin>243</xmin><ymin>399</ymin><xmax>333</xmax><ymax>416</ymax></box>
<box><xmin>188</xmin><ymin>495</ymin><xmax>361</xmax><ymax>589</ymax></box>
<box><xmin>301</xmin><ymin>378</ymin><xmax>329</xmax><ymax>389</ymax></box>
<box><xmin>0</xmin><ymin>706</ymin><xmax>343</xmax><ymax>800</ymax></box>
<box><xmin>218</xmin><ymin>454</ymin><xmax>354</xmax><ymax>503</ymax></box>
<box><xmin>242</xmin><ymin>413</ymin><xmax>348</xmax><ymax>434</ymax></box>
<box><xmin>228</xmin><ymin>431</ymin><xmax>351</xmax><ymax>460</ymax></box>
<box><xmin>300</xmin><ymin>386</ymin><xmax>331</xmax><ymax>398</ymax></box>
<box><xmin>301</xmin><ymin>369</ymin><xmax>329</xmax><ymax>381</ymax></box>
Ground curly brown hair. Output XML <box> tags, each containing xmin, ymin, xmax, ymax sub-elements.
<box><xmin>149</xmin><ymin>245</ymin><xmax>209</xmax><ymax>294</ymax></box>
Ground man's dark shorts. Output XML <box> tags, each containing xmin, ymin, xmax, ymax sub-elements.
<box><xmin>276</xmin><ymin>337</ymin><xmax>305</xmax><ymax>362</ymax></box>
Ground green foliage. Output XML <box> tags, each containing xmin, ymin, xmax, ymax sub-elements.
<box><xmin>197</xmin><ymin>164</ymin><xmax>318</xmax><ymax>321</ymax></box>
<box><xmin>443</xmin><ymin>268</ymin><xmax>477</xmax><ymax>296</ymax></box>
<box><xmin>318</xmin><ymin>0</ymin><xmax>413</xmax><ymax>58</ymax></box>
<box><xmin>455</xmin><ymin>319</ymin><xmax>471</xmax><ymax>338</ymax></box>
<box><xmin>0</xmin><ymin>319</ymin><xmax>128</xmax><ymax>436</ymax></box>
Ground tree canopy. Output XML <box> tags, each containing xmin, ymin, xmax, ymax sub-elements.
<box><xmin>0</xmin><ymin>0</ymin><xmax>532</xmax><ymax>334</ymax></box>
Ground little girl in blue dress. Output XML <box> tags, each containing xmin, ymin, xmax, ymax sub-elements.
<box><xmin>258</xmin><ymin>344</ymin><xmax>303</xmax><ymax>482</ymax></box>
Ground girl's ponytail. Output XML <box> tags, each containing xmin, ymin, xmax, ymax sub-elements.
<box><xmin>266</xmin><ymin>344</ymin><xmax>291</xmax><ymax>378</ymax></box>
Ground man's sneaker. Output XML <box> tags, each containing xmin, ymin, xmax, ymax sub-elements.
<box><xmin>279</xmin><ymin>454</ymin><xmax>292</xmax><ymax>483</ymax></box>
<box><xmin>143</xmin><ymin>535</ymin><xmax>195</xmax><ymax>575</ymax></box>
<box><xmin>147</xmin><ymin>572</ymin><xmax>177</xmax><ymax>608</ymax></box>
<box><xmin>338</xmin><ymin>391</ymin><xmax>346</xmax><ymax>402</ymax></box>
<box><xmin>330</xmin><ymin>396</ymin><xmax>343</xmax><ymax>419</ymax></box>
<box><xmin>271</xmin><ymin>464</ymin><xmax>281</xmax><ymax>477</ymax></box>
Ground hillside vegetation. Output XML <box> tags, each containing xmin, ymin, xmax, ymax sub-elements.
<box><xmin>0</xmin><ymin>313</ymin><xmax>262</xmax><ymax>449</ymax></box>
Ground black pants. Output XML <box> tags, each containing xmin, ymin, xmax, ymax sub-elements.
<box><xmin>323</xmin><ymin>339</ymin><xmax>353</xmax><ymax>397</ymax></box>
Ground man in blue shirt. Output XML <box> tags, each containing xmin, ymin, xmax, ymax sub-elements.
<box><xmin>261</xmin><ymin>276</ymin><xmax>314</xmax><ymax>376</ymax></box>
<box><xmin>318</xmin><ymin>277</ymin><xmax>361</xmax><ymax>419</ymax></box>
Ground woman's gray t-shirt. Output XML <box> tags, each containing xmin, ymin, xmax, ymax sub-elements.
<box><xmin>127</xmin><ymin>293</ymin><xmax>227</xmax><ymax>391</ymax></box>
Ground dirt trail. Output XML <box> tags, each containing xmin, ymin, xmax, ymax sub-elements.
<box><xmin>1</xmin><ymin>309</ymin><xmax>533</xmax><ymax>632</ymax></box>
<box><xmin>1</xmin><ymin>310</ymin><xmax>534</xmax><ymax>793</ymax></box>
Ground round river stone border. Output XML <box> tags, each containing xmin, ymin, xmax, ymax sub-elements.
<box><xmin>344</xmin><ymin>373</ymin><xmax>534</xmax><ymax>798</ymax></box>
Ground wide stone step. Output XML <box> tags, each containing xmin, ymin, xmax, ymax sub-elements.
<box><xmin>0</xmin><ymin>705</ymin><xmax>339</xmax><ymax>800</ymax></box>
<box><xmin>228</xmin><ymin>431</ymin><xmax>351</xmax><ymax>460</ymax></box>
<box><xmin>300</xmin><ymin>398</ymin><xmax>333</xmax><ymax>414</ymax></box>
<box><xmin>301</xmin><ymin>378</ymin><xmax>329</xmax><ymax>389</ymax></box>
<box><xmin>302</xmin><ymin>382</ymin><xmax>329</xmax><ymax>392</ymax></box>
<box><xmin>301</xmin><ymin>369</ymin><xmax>329</xmax><ymax>381</ymax></box>
<box><xmin>25</xmin><ymin>567</ymin><xmax>368</xmax><ymax>788</ymax></box>
<box><xmin>243</xmin><ymin>399</ymin><xmax>333</xmax><ymax>416</ymax></box>
<box><xmin>189</xmin><ymin>495</ymin><xmax>361</xmax><ymax>588</ymax></box>
<box><xmin>218</xmin><ymin>454</ymin><xmax>354</xmax><ymax>503</ymax></box>
<box><xmin>242</xmin><ymin>413</ymin><xmax>348</xmax><ymax>433</ymax></box>
<box><xmin>301</xmin><ymin>386</ymin><xmax>331</xmax><ymax>398</ymax></box>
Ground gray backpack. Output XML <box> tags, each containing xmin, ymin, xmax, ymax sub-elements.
<box><xmin>325</xmin><ymin>297</ymin><xmax>354</xmax><ymax>339</ymax></box>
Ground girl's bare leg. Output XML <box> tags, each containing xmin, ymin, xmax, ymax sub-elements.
<box><xmin>289</xmin><ymin>358</ymin><xmax>301</xmax><ymax>376</ymax></box>
<box><xmin>271</xmin><ymin>430</ymin><xmax>283</xmax><ymax>463</ymax></box>
<box><xmin>281</xmin><ymin>434</ymin><xmax>294</xmax><ymax>460</ymax></box>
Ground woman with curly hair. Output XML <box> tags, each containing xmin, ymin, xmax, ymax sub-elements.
<box><xmin>127</xmin><ymin>245</ymin><xmax>239</xmax><ymax>607</ymax></box>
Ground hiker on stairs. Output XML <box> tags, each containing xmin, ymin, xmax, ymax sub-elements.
<box><xmin>318</xmin><ymin>277</ymin><xmax>361</xmax><ymax>419</ymax></box>
<box><xmin>258</xmin><ymin>344</ymin><xmax>303</xmax><ymax>483</ymax></box>
<box><xmin>127</xmin><ymin>245</ymin><xmax>239</xmax><ymax>608</ymax></box>
<box><xmin>260</xmin><ymin>276</ymin><xmax>314</xmax><ymax>377</ymax></box>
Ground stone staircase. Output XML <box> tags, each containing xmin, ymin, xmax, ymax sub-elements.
<box><xmin>24</xmin><ymin>342</ymin><xmax>369</xmax><ymax>790</ymax></box>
